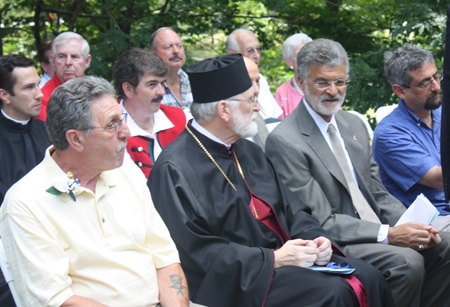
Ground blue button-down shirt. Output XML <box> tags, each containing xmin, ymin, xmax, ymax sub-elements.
<box><xmin>373</xmin><ymin>99</ymin><xmax>448</xmax><ymax>214</ymax></box>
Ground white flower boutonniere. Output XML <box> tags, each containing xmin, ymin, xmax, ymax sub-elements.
<box><xmin>46</xmin><ymin>172</ymin><xmax>80</xmax><ymax>202</ymax></box>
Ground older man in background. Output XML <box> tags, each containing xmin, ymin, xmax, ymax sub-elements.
<box><xmin>226</xmin><ymin>29</ymin><xmax>283</xmax><ymax>120</ymax></box>
<box><xmin>150</xmin><ymin>27</ymin><xmax>193</xmax><ymax>117</ymax></box>
<box><xmin>37</xmin><ymin>31</ymin><xmax>91</xmax><ymax>121</ymax></box>
<box><xmin>275</xmin><ymin>33</ymin><xmax>312</xmax><ymax>119</ymax></box>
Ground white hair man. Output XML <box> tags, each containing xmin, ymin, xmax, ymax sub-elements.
<box><xmin>275</xmin><ymin>33</ymin><xmax>312</xmax><ymax>119</ymax></box>
<box><xmin>226</xmin><ymin>29</ymin><xmax>283</xmax><ymax>119</ymax></box>
<box><xmin>37</xmin><ymin>31</ymin><xmax>91</xmax><ymax>121</ymax></box>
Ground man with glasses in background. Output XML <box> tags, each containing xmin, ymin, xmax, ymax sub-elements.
<box><xmin>0</xmin><ymin>76</ymin><xmax>191</xmax><ymax>307</ymax></box>
<box><xmin>226</xmin><ymin>29</ymin><xmax>283</xmax><ymax>120</ymax></box>
<box><xmin>373</xmin><ymin>44</ymin><xmax>450</xmax><ymax>230</ymax></box>
<box><xmin>266</xmin><ymin>39</ymin><xmax>450</xmax><ymax>307</ymax></box>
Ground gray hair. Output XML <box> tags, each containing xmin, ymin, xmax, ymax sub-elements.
<box><xmin>281</xmin><ymin>33</ymin><xmax>312</xmax><ymax>60</ymax></box>
<box><xmin>297</xmin><ymin>39</ymin><xmax>349</xmax><ymax>81</ymax></box>
<box><xmin>384</xmin><ymin>43</ymin><xmax>435</xmax><ymax>86</ymax></box>
<box><xmin>190</xmin><ymin>96</ymin><xmax>240</xmax><ymax>123</ymax></box>
<box><xmin>52</xmin><ymin>32</ymin><xmax>90</xmax><ymax>61</ymax></box>
<box><xmin>225</xmin><ymin>29</ymin><xmax>255</xmax><ymax>53</ymax></box>
<box><xmin>149</xmin><ymin>27</ymin><xmax>177</xmax><ymax>51</ymax></box>
<box><xmin>46</xmin><ymin>76</ymin><xmax>115</xmax><ymax>151</ymax></box>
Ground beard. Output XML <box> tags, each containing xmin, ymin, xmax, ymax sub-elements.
<box><xmin>230</xmin><ymin>108</ymin><xmax>258</xmax><ymax>138</ymax></box>
<box><xmin>304</xmin><ymin>84</ymin><xmax>345</xmax><ymax>116</ymax></box>
<box><xmin>424</xmin><ymin>90</ymin><xmax>442</xmax><ymax>110</ymax></box>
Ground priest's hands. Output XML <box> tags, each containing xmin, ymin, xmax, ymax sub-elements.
<box><xmin>274</xmin><ymin>237</ymin><xmax>332</xmax><ymax>268</ymax></box>
<box><xmin>388</xmin><ymin>222</ymin><xmax>441</xmax><ymax>251</ymax></box>
<box><xmin>312</xmin><ymin>237</ymin><xmax>332</xmax><ymax>266</ymax></box>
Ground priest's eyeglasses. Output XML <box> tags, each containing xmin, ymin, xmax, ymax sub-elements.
<box><xmin>403</xmin><ymin>72</ymin><xmax>442</xmax><ymax>89</ymax></box>
<box><xmin>84</xmin><ymin>113</ymin><xmax>127</xmax><ymax>134</ymax></box>
<box><xmin>311</xmin><ymin>79</ymin><xmax>351</xmax><ymax>90</ymax></box>
<box><xmin>228</xmin><ymin>96</ymin><xmax>258</xmax><ymax>106</ymax></box>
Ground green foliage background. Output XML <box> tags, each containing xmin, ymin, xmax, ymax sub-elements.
<box><xmin>1</xmin><ymin>0</ymin><xmax>447</xmax><ymax>127</ymax></box>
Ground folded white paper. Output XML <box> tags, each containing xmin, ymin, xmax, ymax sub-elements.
<box><xmin>395</xmin><ymin>193</ymin><xmax>439</xmax><ymax>227</ymax></box>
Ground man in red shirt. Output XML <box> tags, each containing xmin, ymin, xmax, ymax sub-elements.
<box><xmin>37</xmin><ymin>31</ymin><xmax>91</xmax><ymax>121</ymax></box>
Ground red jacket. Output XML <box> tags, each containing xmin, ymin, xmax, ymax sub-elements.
<box><xmin>36</xmin><ymin>76</ymin><xmax>62</xmax><ymax>121</ymax></box>
<box><xmin>126</xmin><ymin>104</ymin><xmax>186</xmax><ymax>178</ymax></box>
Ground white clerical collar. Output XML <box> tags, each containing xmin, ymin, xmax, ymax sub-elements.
<box><xmin>191</xmin><ymin>119</ymin><xmax>232</xmax><ymax>149</ymax></box>
<box><xmin>120</xmin><ymin>99</ymin><xmax>174</xmax><ymax>138</ymax></box>
<box><xmin>303</xmin><ymin>98</ymin><xmax>340</xmax><ymax>139</ymax></box>
<box><xmin>1</xmin><ymin>109</ymin><xmax>30</xmax><ymax>125</ymax></box>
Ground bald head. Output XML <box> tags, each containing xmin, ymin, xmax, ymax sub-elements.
<box><xmin>244</xmin><ymin>57</ymin><xmax>260</xmax><ymax>96</ymax></box>
<box><xmin>226</xmin><ymin>29</ymin><xmax>261</xmax><ymax>66</ymax></box>
<box><xmin>150</xmin><ymin>27</ymin><xmax>185</xmax><ymax>71</ymax></box>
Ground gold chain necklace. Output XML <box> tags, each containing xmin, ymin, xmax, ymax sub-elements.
<box><xmin>185</xmin><ymin>125</ymin><xmax>259</xmax><ymax>219</ymax></box>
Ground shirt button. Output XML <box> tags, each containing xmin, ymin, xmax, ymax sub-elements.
<box><xmin>138</xmin><ymin>147</ymin><xmax>144</xmax><ymax>152</ymax></box>
<box><xmin>138</xmin><ymin>162</ymin><xmax>143</xmax><ymax>167</ymax></box>
<box><xmin>102</xmin><ymin>218</ymin><xmax>105</xmax><ymax>223</ymax></box>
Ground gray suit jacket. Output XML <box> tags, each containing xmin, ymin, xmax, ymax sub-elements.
<box><xmin>266</xmin><ymin>100</ymin><xmax>406</xmax><ymax>246</ymax></box>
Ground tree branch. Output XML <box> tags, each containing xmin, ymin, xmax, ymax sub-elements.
<box><xmin>40</xmin><ymin>7</ymin><xmax>109</xmax><ymax>19</ymax></box>
<box><xmin>68</xmin><ymin>0</ymin><xmax>84</xmax><ymax>31</ymax></box>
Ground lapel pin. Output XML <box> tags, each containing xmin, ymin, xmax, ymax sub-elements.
<box><xmin>353</xmin><ymin>135</ymin><xmax>358</xmax><ymax>141</ymax></box>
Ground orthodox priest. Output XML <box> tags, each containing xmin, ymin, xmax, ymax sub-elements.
<box><xmin>148</xmin><ymin>54</ymin><xmax>394</xmax><ymax>307</ymax></box>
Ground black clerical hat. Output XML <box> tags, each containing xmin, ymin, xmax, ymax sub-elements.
<box><xmin>187</xmin><ymin>54</ymin><xmax>252</xmax><ymax>103</ymax></box>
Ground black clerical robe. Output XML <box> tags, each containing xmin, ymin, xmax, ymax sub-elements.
<box><xmin>0</xmin><ymin>111</ymin><xmax>51</xmax><ymax>204</ymax></box>
<box><xmin>148</xmin><ymin>124</ymin><xmax>394</xmax><ymax>307</ymax></box>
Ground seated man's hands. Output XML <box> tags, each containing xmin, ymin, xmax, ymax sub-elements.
<box><xmin>388</xmin><ymin>222</ymin><xmax>441</xmax><ymax>251</ymax></box>
<box><xmin>274</xmin><ymin>239</ymin><xmax>319</xmax><ymax>268</ymax></box>
<box><xmin>312</xmin><ymin>237</ymin><xmax>332</xmax><ymax>266</ymax></box>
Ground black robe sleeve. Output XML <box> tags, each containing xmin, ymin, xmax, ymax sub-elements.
<box><xmin>149</xmin><ymin>162</ymin><xmax>274</xmax><ymax>307</ymax></box>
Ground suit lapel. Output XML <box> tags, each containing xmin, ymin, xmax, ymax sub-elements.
<box><xmin>295</xmin><ymin>101</ymin><xmax>350</xmax><ymax>191</ymax></box>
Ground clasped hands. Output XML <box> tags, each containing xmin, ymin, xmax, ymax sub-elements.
<box><xmin>274</xmin><ymin>237</ymin><xmax>332</xmax><ymax>269</ymax></box>
<box><xmin>388</xmin><ymin>221</ymin><xmax>441</xmax><ymax>251</ymax></box>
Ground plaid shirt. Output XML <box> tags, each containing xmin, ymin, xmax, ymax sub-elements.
<box><xmin>161</xmin><ymin>69</ymin><xmax>193</xmax><ymax>109</ymax></box>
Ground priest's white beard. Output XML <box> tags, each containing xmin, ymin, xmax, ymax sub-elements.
<box><xmin>230</xmin><ymin>109</ymin><xmax>258</xmax><ymax>138</ymax></box>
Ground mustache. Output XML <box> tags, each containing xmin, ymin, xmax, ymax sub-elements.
<box><xmin>321</xmin><ymin>92</ymin><xmax>342</xmax><ymax>101</ymax></box>
<box><xmin>117</xmin><ymin>140</ymin><xmax>127</xmax><ymax>154</ymax></box>
<box><xmin>169</xmin><ymin>54</ymin><xmax>182</xmax><ymax>61</ymax></box>
<box><xmin>427</xmin><ymin>90</ymin><xmax>442</xmax><ymax>102</ymax></box>
<box><xmin>152</xmin><ymin>95</ymin><xmax>163</xmax><ymax>102</ymax></box>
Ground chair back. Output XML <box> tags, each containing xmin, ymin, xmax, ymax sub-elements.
<box><xmin>0</xmin><ymin>239</ymin><xmax>23</xmax><ymax>307</ymax></box>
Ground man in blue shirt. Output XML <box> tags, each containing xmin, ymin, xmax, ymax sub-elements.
<box><xmin>373</xmin><ymin>43</ymin><xmax>450</xmax><ymax>230</ymax></box>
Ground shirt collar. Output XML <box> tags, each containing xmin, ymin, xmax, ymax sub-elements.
<box><xmin>120</xmin><ymin>99</ymin><xmax>174</xmax><ymax>137</ymax></box>
<box><xmin>397</xmin><ymin>98</ymin><xmax>442</xmax><ymax>128</ymax></box>
<box><xmin>43</xmin><ymin>146</ymin><xmax>117</xmax><ymax>202</ymax></box>
<box><xmin>1</xmin><ymin>108</ymin><xmax>30</xmax><ymax>125</ymax></box>
<box><xmin>191</xmin><ymin>119</ymin><xmax>231</xmax><ymax>149</ymax></box>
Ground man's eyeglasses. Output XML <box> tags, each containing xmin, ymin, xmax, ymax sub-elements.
<box><xmin>243</xmin><ymin>47</ymin><xmax>262</xmax><ymax>56</ymax></box>
<box><xmin>84</xmin><ymin>113</ymin><xmax>127</xmax><ymax>134</ymax></box>
<box><xmin>228</xmin><ymin>96</ymin><xmax>258</xmax><ymax>105</ymax></box>
<box><xmin>311</xmin><ymin>79</ymin><xmax>351</xmax><ymax>90</ymax></box>
<box><xmin>403</xmin><ymin>72</ymin><xmax>442</xmax><ymax>89</ymax></box>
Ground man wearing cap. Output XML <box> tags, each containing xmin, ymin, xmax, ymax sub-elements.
<box><xmin>113</xmin><ymin>48</ymin><xmax>186</xmax><ymax>178</ymax></box>
<box><xmin>148</xmin><ymin>54</ymin><xmax>394</xmax><ymax>307</ymax></box>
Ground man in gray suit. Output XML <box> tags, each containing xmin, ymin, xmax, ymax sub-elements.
<box><xmin>266</xmin><ymin>38</ymin><xmax>450</xmax><ymax>307</ymax></box>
